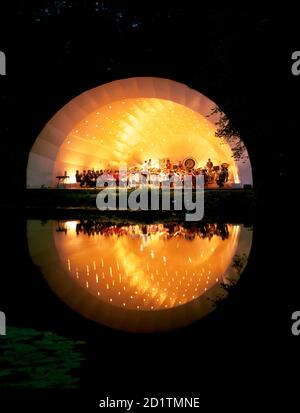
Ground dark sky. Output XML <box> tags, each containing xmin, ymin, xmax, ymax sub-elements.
<box><xmin>0</xmin><ymin>2</ymin><xmax>293</xmax><ymax>192</ymax></box>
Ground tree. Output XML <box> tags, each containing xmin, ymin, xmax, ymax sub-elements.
<box><xmin>209</xmin><ymin>106</ymin><xmax>249</xmax><ymax>162</ymax></box>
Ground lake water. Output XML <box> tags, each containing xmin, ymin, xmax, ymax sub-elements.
<box><xmin>27</xmin><ymin>220</ymin><xmax>253</xmax><ymax>332</ymax></box>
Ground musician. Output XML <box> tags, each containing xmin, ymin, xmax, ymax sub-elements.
<box><xmin>75</xmin><ymin>170</ymin><xmax>81</xmax><ymax>183</ymax></box>
<box><xmin>158</xmin><ymin>169</ymin><xmax>167</xmax><ymax>188</ymax></box>
<box><xmin>206</xmin><ymin>158</ymin><xmax>213</xmax><ymax>170</ymax></box>
<box><xmin>113</xmin><ymin>170</ymin><xmax>119</xmax><ymax>186</ymax></box>
<box><xmin>216</xmin><ymin>165</ymin><xmax>228</xmax><ymax>188</ymax></box>
<box><xmin>173</xmin><ymin>171</ymin><xmax>182</xmax><ymax>187</ymax></box>
<box><xmin>80</xmin><ymin>170</ymin><xmax>87</xmax><ymax>187</ymax></box>
<box><xmin>166</xmin><ymin>159</ymin><xmax>172</xmax><ymax>170</ymax></box>
<box><xmin>142</xmin><ymin>160</ymin><xmax>148</xmax><ymax>173</ymax></box>
<box><xmin>201</xmin><ymin>168</ymin><xmax>209</xmax><ymax>186</ymax></box>
<box><xmin>141</xmin><ymin>161</ymin><xmax>149</xmax><ymax>185</ymax></box>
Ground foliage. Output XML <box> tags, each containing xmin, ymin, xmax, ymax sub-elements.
<box><xmin>0</xmin><ymin>327</ymin><xmax>85</xmax><ymax>389</ymax></box>
<box><xmin>209</xmin><ymin>107</ymin><xmax>249</xmax><ymax>162</ymax></box>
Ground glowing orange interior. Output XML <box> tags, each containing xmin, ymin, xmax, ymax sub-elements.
<box><xmin>54</xmin><ymin>98</ymin><xmax>240</xmax><ymax>183</ymax></box>
<box><xmin>54</xmin><ymin>221</ymin><xmax>240</xmax><ymax>311</ymax></box>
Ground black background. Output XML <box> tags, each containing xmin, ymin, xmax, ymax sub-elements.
<box><xmin>0</xmin><ymin>1</ymin><xmax>296</xmax><ymax>409</ymax></box>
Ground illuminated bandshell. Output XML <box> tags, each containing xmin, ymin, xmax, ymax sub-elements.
<box><xmin>26</xmin><ymin>77</ymin><xmax>253</xmax><ymax>188</ymax></box>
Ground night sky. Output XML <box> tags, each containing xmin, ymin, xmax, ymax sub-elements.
<box><xmin>0</xmin><ymin>2</ymin><xmax>291</xmax><ymax>194</ymax></box>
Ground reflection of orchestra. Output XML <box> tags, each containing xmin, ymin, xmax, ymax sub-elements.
<box><xmin>74</xmin><ymin>158</ymin><xmax>230</xmax><ymax>189</ymax></box>
<box><xmin>62</xmin><ymin>220</ymin><xmax>230</xmax><ymax>241</ymax></box>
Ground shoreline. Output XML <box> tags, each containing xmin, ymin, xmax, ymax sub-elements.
<box><xmin>0</xmin><ymin>188</ymin><xmax>256</xmax><ymax>222</ymax></box>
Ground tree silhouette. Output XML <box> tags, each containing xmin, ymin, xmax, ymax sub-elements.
<box><xmin>209</xmin><ymin>106</ymin><xmax>249</xmax><ymax>162</ymax></box>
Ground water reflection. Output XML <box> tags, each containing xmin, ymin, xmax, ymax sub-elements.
<box><xmin>27</xmin><ymin>220</ymin><xmax>252</xmax><ymax>332</ymax></box>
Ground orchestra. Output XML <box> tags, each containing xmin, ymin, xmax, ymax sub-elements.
<box><xmin>73</xmin><ymin>158</ymin><xmax>230</xmax><ymax>189</ymax></box>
